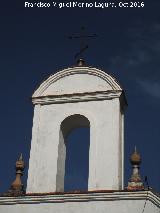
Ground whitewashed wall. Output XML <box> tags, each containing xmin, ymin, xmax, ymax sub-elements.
<box><xmin>27</xmin><ymin>66</ymin><xmax>126</xmax><ymax>193</ymax></box>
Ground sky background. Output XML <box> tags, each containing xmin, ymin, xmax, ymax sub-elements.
<box><xmin>0</xmin><ymin>0</ymin><xmax>160</xmax><ymax>193</ymax></box>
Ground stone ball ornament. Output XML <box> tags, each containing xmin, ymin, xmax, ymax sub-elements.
<box><xmin>130</xmin><ymin>147</ymin><xmax>141</xmax><ymax>165</ymax></box>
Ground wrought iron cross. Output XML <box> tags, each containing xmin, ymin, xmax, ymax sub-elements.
<box><xmin>68</xmin><ymin>27</ymin><xmax>97</xmax><ymax>59</ymax></box>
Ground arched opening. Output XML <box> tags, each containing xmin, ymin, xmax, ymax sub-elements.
<box><xmin>64</xmin><ymin>127</ymin><xmax>90</xmax><ymax>191</ymax></box>
<box><xmin>56</xmin><ymin>114</ymin><xmax>90</xmax><ymax>192</ymax></box>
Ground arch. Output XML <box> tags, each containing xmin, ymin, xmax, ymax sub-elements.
<box><xmin>56</xmin><ymin>114</ymin><xmax>90</xmax><ymax>192</ymax></box>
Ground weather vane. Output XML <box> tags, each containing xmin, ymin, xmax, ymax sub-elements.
<box><xmin>68</xmin><ymin>27</ymin><xmax>97</xmax><ymax>60</ymax></box>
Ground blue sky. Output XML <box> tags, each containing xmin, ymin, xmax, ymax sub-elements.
<box><xmin>0</xmin><ymin>0</ymin><xmax>160</xmax><ymax>193</ymax></box>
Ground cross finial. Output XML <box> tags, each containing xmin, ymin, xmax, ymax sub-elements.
<box><xmin>68</xmin><ymin>27</ymin><xmax>97</xmax><ymax>61</ymax></box>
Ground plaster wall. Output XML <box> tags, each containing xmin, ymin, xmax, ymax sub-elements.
<box><xmin>42</xmin><ymin>73</ymin><xmax>112</xmax><ymax>95</ymax></box>
<box><xmin>27</xmin><ymin>98</ymin><xmax>123</xmax><ymax>193</ymax></box>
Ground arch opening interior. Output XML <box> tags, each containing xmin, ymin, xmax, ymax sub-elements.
<box><xmin>56</xmin><ymin>114</ymin><xmax>90</xmax><ymax>192</ymax></box>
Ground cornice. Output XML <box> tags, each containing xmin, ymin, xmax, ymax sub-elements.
<box><xmin>32</xmin><ymin>90</ymin><xmax>122</xmax><ymax>105</ymax></box>
<box><xmin>0</xmin><ymin>191</ymin><xmax>159</xmax><ymax>207</ymax></box>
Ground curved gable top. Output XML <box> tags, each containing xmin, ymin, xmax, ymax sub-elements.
<box><xmin>32</xmin><ymin>66</ymin><xmax>122</xmax><ymax>98</ymax></box>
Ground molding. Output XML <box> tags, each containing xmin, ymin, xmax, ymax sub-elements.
<box><xmin>0</xmin><ymin>191</ymin><xmax>159</xmax><ymax>207</ymax></box>
<box><xmin>32</xmin><ymin>90</ymin><xmax>122</xmax><ymax>105</ymax></box>
<box><xmin>32</xmin><ymin>66</ymin><xmax>122</xmax><ymax>98</ymax></box>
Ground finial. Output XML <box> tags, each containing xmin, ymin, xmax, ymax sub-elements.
<box><xmin>127</xmin><ymin>147</ymin><xmax>144</xmax><ymax>191</ymax></box>
<box><xmin>130</xmin><ymin>146</ymin><xmax>141</xmax><ymax>165</ymax></box>
<box><xmin>76</xmin><ymin>58</ymin><xmax>86</xmax><ymax>66</ymax></box>
<box><xmin>19</xmin><ymin>153</ymin><xmax>23</xmax><ymax>161</ymax></box>
<box><xmin>135</xmin><ymin>145</ymin><xmax>137</xmax><ymax>153</ymax></box>
<box><xmin>8</xmin><ymin>153</ymin><xmax>25</xmax><ymax>196</ymax></box>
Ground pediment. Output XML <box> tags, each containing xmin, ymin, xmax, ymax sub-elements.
<box><xmin>32</xmin><ymin>66</ymin><xmax>122</xmax><ymax>98</ymax></box>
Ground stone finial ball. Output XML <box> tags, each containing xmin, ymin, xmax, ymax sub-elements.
<box><xmin>130</xmin><ymin>151</ymin><xmax>141</xmax><ymax>165</ymax></box>
<box><xmin>16</xmin><ymin>160</ymin><xmax>25</xmax><ymax>170</ymax></box>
